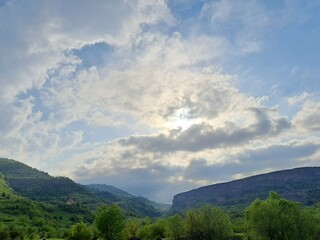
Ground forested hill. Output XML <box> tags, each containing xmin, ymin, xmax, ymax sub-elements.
<box><xmin>86</xmin><ymin>184</ymin><xmax>134</xmax><ymax>198</ymax></box>
<box><xmin>171</xmin><ymin>167</ymin><xmax>320</xmax><ymax>213</ymax></box>
<box><xmin>0</xmin><ymin>158</ymin><xmax>100</xmax><ymax>207</ymax></box>
<box><xmin>0</xmin><ymin>158</ymin><xmax>166</xmax><ymax>217</ymax></box>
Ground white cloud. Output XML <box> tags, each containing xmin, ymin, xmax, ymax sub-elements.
<box><xmin>287</xmin><ymin>92</ymin><xmax>311</xmax><ymax>105</ymax></box>
<box><xmin>0</xmin><ymin>0</ymin><xmax>319</xmax><ymax>203</ymax></box>
<box><xmin>293</xmin><ymin>101</ymin><xmax>320</xmax><ymax>132</ymax></box>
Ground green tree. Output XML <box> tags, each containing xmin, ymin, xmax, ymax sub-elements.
<box><xmin>185</xmin><ymin>204</ymin><xmax>233</xmax><ymax>240</ymax></box>
<box><xmin>166</xmin><ymin>214</ymin><xmax>185</xmax><ymax>240</ymax></box>
<box><xmin>68</xmin><ymin>222</ymin><xmax>93</xmax><ymax>240</ymax></box>
<box><xmin>124</xmin><ymin>220</ymin><xmax>141</xmax><ymax>240</ymax></box>
<box><xmin>139</xmin><ymin>220</ymin><xmax>166</xmax><ymax>240</ymax></box>
<box><xmin>0</xmin><ymin>228</ymin><xmax>10</xmax><ymax>240</ymax></box>
<box><xmin>296</xmin><ymin>206</ymin><xmax>320</xmax><ymax>240</ymax></box>
<box><xmin>245</xmin><ymin>192</ymin><xmax>302</xmax><ymax>240</ymax></box>
<box><xmin>94</xmin><ymin>204</ymin><xmax>125</xmax><ymax>240</ymax></box>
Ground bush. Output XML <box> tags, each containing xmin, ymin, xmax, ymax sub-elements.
<box><xmin>94</xmin><ymin>204</ymin><xmax>125</xmax><ymax>240</ymax></box>
<box><xmin>68</xmin><ymin>222</ymin><xmax>93</xmax><ymax>240</ymax></box>
<box><xmin>185</xmin><ymin>205</ymin><xmax>233</xmax><ymax>240</ymax></box>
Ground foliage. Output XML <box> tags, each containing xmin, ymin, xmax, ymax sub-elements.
<box><xmin>138</xmin><ymin>219</ymin><xmax>166</xmax><ymax>240</ymax></box>
<box><xmin>124</xmin><ymin>220</ymin><xmax>141</xmax><ymax>240</ymax></box>
<box><xmin>245</xmin><ymin>192</ymin><xmax>314</xmax><ymax>240</ymax></box>
<box><xmin>94</xmin><ymin>204</ymin><xmax>125</xmax><ymax>240</ymax></box>
<box><xmin>166</xmin><ymin>214</ymin><xmax>185</xmax><ymax>240</ymax></box>
<box><xmin>68</xmin><ymin>222</ymin><xmax>93</xmax><ymax>240</ymax></box>
<box><xmin>185</xmin><ymin>204</ymin><xmax>233</xmax><ymax>240</ymax></box>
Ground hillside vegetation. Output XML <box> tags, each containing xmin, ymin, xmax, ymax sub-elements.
<box><xmin>0</xmin><ymin>158</ymin><xmax>166</xmax><ymax>218</ymax></box>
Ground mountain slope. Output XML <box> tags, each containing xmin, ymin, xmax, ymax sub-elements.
<box><xmin>86</xmin><ymin>184</ymin><xmax>170</xmax><ymax>217</ymax></box>
<box><xmin>171</xmin><ymin>167</ymin><xmax>320</xmax><ymax>213</ymax></box>
<box><xmin>0</xmin><ymin>158</ymin><xmax>101</xmax><ymax>208</ymax></box>
<box><xmin>87</xmin><ymin>184</ymin><xmax>134</xmax><ymax>198</ymax></box>
<box><xmin>0</xmin><ymin>171</ymin><xmax>95</xmax><ymax>238</ymax></box>
<box><xmin>0</xmin><ymin>158</ymin><xmax>169</xmax><ymax>217</ymax></box>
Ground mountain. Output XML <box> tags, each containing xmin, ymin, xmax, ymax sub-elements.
<box><xmin>171</xmin><ymin>167</ymin><xmax>320</xmax><ymax>213</ymax></box>
<box><xmin>0</xmin><ymin>158</ymin><xmax>168</xmax><ymax>218</ymax></box>
<box><xmin>87</xmin><ymin>184</ymin><xmax>134</xmax><ymax>198</ymax></box>
<box><xmin>0</xmin><ymin>168</ymin><xmax>96</xmax><ymax>238</ymax></box>
<box><xmin>0</xmin><ymin>158</ymin><xmax>101</xmax><ymax>208</ymax></box>
<box><xmin>86</xmin><ymin>184</ymin><xmax>171</xmax><ymax>217</ymax></box>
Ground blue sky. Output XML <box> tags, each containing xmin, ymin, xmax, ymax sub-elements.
<box><xmin>0</xmin><ymin>0</ymin><xmax>319</xmax><ymax>203</ymax></box>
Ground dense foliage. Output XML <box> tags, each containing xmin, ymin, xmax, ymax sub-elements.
<box><xmin>67</xmin><ymin>222</ymin><xmax>93</xmax><ymax>240</ymax></box>
<box><xmin>245</xmin><ymin>192</ymin><xmax>320</xmax><ymax>240</ymax></box>
<box><xmin>94</xmin><ymin>205</ymin><xmax>126</xmax><ymax>240</ymax></box>
<box><xmin>2</xmin><ymin>188</ymin><xmax>320</xmax><ymax>239</ymax></box>
<box><xmin>185</xmin><ymin>205</ymin><xmax>233</xmax><ymax>240</ymax></box>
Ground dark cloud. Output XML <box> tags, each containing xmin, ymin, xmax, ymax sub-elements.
<box><xmin>183</xmin><ymin>143</ymin><xmax>320</xmax><ymax>183</ymax></box>
<box><xmin>121</xmin><ymin>108</ymin><xmax>290</xmax><ymax>152</ymax></box>
<box><xmin>239</xmin><ymin>143</ymin><xmax>320</xmax><ymax>164</ymax></box>
<box><xmin>75</xmin><ymin>162</ymin><xmax>186</xmax><ymax>203</ymax></box>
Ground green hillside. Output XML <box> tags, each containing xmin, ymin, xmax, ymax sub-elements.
<box><xmin>0</xmin><ymin>172</ymin><xmax>94</xmax><ymax>239</ymax></box>
<box><xmin>87</xmin><ymin>184</ymin><xmax>134</xmax><ymax>198</ymax></box>
<box><xmin>0</xmin><ymin>158</ymin><xmax>50</xmax><ymax>179</ymax></box>
<box><xmin>0</xmin><ymin>158</ymin><xmax>101</xmax><ymax>209</ymax></box>
<box><xmin>0</xmin><ymin>158</ymin><xmax>168</xmax><ymax>218</ymax></box>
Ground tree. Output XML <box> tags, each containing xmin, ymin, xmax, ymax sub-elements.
<box><xmin>245</xmin><ymin>192</ymin><xmax>302</xmax><ymax>240</ymax></box>
<box><xmin>0</xmin><ymin>231</ymin><xmax>10</xmax><ymax>240</ymax></box>
<box><xmin>124</xmin><ymin>220</ymin><xmax>141</xmax><ymax>240</ymax></box>
<box><xmin>166</xmin><ymin>214</ymin><xmax>185</xmax><ymax>240</ymax></box>
<box><xmin>68</xmin><ymin>222</ymin><xmax>93</xmax><ymax>240</ymax></box>
<box><xmin>185</xmin><ymin>204</ymin><xmax>233</xmax><ymax>240</ymax></box>
<box><xmin>94</xmin><ymin>204</ymin><xmax>125</xmax><ymax>240</ymax></box>
<box><xmin>138</xmin><ymin>220</ymin><xmax>166</xmax><ymax>240</ymax></box>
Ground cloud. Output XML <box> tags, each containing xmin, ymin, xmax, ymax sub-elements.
<box><xmin>197</xmin><ymin>0</ymin><xmax>272</xmax><ymax>55</ymax></box>
<box><xmin>0</xmin><ymin>0</ymin><xmax>173</xmax><ymax>163</ymax></box>
<box><xmin>1</xmin><ymin>0</ymin><xmax>319</xmax><ymax>204</ymax></box>
<box><xmin>74</xmin><ymin>161</ymin><xmax>187</xmax><ymax>203</ymax></box>
<box><xmin>293</xmin><ymin>101</ymin><xmax>320</xmax><ymax>132</ymax></box>
<box><xmin>183</xmin><ymin>142</ymin><xmax>320</xmax><ymax>182</ymax></box>
<box><xmin>121</xmin><ymin>107</ymin><xmax>290</xmax><ymax>152</ymax></box>
<box><xmin>69</xmin><ymin>139</ymin><xmax>319</xmax><ymax>203</ymax></box>
<box><xmin>0</xmin><ymin>0</ymin><xmax>172</xmax><ymax>100</ymax></box>
<box><xmin>287</xmin><ymin>92</ymin><xmax>311</xmax><ymax>105</ymax></box>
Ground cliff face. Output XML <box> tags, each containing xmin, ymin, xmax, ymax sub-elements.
<box><xmin>171</xmin><ymin>167</ymin><xmax>320</xmax><ymax>213</ymax></box>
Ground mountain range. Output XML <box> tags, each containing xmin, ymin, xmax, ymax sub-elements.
<box><xmin>171</xmin><ymin>167</ymin><xmax>320</xmax><ymax>213</ymax></box>
<box><xmin>2</xmin><ymin>157</ymin><xmax>320</xmax><ymax>219</ymax></box>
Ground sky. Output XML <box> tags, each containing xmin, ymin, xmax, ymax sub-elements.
<box><xmin>0</xmin><ymin>0</ymin><xmax>319</xmax><ymax>203</ymax></box>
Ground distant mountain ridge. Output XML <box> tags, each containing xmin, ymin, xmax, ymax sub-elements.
<box><xmin>171</xmin><ymin>167</ymin><xmax>320</xmax><ymax>213</ymax></box>
<box><xmin>85</xmin><ymin>184</ymin><xmax>171</xmax><ymax>216</ymax></box>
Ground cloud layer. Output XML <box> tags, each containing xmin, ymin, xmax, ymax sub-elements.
<box><xmin>0</xmin><ymin>0</ymin><xmax>319</xmax><ymax>203</ymax></box>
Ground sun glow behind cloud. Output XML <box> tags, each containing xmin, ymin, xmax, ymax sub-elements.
<box><xmin>167</xmin><ymin>107</ymin><xmax>202</xmax><ymax>130</ymax></box>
